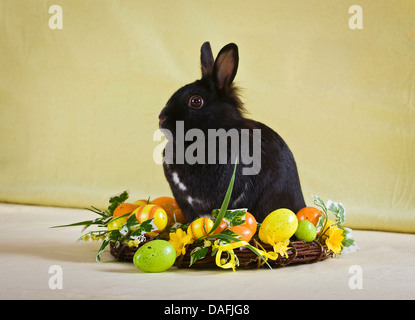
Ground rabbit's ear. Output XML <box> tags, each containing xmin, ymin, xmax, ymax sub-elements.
<box><xmin>201</xmin><ymin>42</ymin><xmax>214</xmax><ymax>78</ymax></box>
<box><xmin>213</xmin><ymin>43</ymin><xmax>239</xmax><ymax>92</ymax></box>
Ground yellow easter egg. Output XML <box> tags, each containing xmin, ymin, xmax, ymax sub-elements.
<box><xmin>134</xmin><ymin>199</ymin><xmax>153</xmax><ymax>206</ymax></box>
<box><xmin>259</xmin><ymin>208</ymin><xmax>298</xmax><ymax>244</ymax></box>
<box><xmin>187</xmin><ymin>217</ymin><xmax>214</xmax><ymax>240</ymax></box>
<box><xmin>134</xmin><ymin>204</ymin><xmax>168</xmax><ymax>237</ymax></box>
<box><xmin>107</xmin><ymin>217</ymin><xmax>127</xmax><ymax>231</ymax></box>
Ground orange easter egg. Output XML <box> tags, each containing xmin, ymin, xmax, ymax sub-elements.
<box><xmin>296</xmin><ymin>207</ymin><xmax>322</xmax><ymax>227</ymax></box>
<box><xmin>113</xmin><ymin>203</ymin><xmax>139</xmax><ymax>218</ymax></box>
<box><xmin>229</xmin><ymin>225</ymin><xmax>254</xmax><ymax>243</ymax></box>
<box><xmin>134</xmin><ymin>204</ymin><xmax>168</xmax><ymax>237</ymax></box>
<box><xmin>239</xmin><ymin>212</ymin><xmax>257</xmax><ymax>235</ymax></box>
<box><xmin>152</xmin><ymin>196</ymin><xmax>187</xmax><ymax>224</ymax></box>
<box><xmin>212</xmin><ymin>219</ymin><xmax>229</xmax><ymax>234</ymax></box>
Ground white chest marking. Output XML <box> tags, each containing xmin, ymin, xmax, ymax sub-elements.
<box><xmin>187</xmin><ymin>196</ymin><xmax>203</xmax><ymax>207</ymax></box>
<box><xmin>172</xmin><ymin>172</ymin><xmax>187</xmax><ymax>191</ymax></box>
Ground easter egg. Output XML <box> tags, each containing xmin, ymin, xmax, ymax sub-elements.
<box><xmin>296</xmin><ymin>207</ymin><xmax>322</xmax><ymax>227</ymax></box>
<box><xmin>134</xmin><ymin>204</ymin><xmax>168</xmax><ymax>237</ymax></box>
<box><xmin>152</xmin><ymin>196</ymin><xmax>187</xmax><ymax>224</ymax></box>
<box><xmin>107</xmin><ymin>217</ymin><xmax>127</xmax><ymax>231</ymax></box>
<box><xmin>229</xmin><ymin>225</ymin><xmax>254</xmax><ymax>243</ymax></box>
<box><xmin>295</xmin><ymin>220</ymin><xmax>317</xmax><ymax>242</ymax></box>
<box><xmin>187</xmin><ymin>217</ymin><xmax>214</xmax><ymax>240</ymax></box>
<box><xmin>113</xmin><ymin>203</ymin><xmax>139</xmax><ymax>218</ymax></box>
<box><xmin>133</xmin><ymin>240</ymin><xmax>176</xmax><ymax>273</ymax></box>
<box><xmin>212</xmin><ymin>219</ymin><xmax>229</xmax><ymax>234</ymax></box>
<box><xmin>133</xmin><ymin>199</ymin><xmax>153</xmax><ymax>207</ymax></box>
<box><xmin>259</xmin><ymin>208</ymin><xmax>298</xmax><ymax>244</ymax></box>
<box><xmin>151</xmin><ymin>196</ymin><xmax>178</xmax><ymax>213</ymax></box>
<box><xmin>239</xmin><ymin>212</ymin><xmax>257</xmax><ymax>235</ymax></box>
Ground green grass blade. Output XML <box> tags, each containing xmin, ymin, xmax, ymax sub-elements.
<box><xmin>50</xmin><ymin>220</ymin><xmax>95</xmax><ymax>228</ymax></box>
<box><xmin>209</xmin><ymin>158</ymin><xmax>238</xmax><ymax>235</ymax></box>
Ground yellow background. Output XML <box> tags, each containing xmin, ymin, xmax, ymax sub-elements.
<box><xmin>1</xmin><ymin>1</ymin><xmax>414</xmax><ymax>233</ymax></box>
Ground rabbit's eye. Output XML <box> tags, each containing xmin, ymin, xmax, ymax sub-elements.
<box><xmin>189</xmin><ymin>95</ymin><xmax>204</xmax><ymax>109</ymax></box>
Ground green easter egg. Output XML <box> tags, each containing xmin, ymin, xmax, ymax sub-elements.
<box><xmin>133</xmin><ymin>240</ymin><xmax>176</xmax><ymax>273</ymax></box>
<box><xmin>295</xmin><ymin>220</ymin><xmax>317</xmax><ymax>242</ymax></box>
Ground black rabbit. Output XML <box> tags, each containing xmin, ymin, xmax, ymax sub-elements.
<box><xmin>158</xmin><ymin>42</ymin><xmax>306</xmax><ymax>222</ymax></box>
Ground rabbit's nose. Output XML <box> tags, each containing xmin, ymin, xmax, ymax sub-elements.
<box><xmin>159</xmin><ymin>115</ymin><xmax>166</xmax><ymax>127</ymax></box>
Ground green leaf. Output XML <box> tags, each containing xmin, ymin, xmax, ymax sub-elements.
<box><xmin>50</xmin><ymin>220</ymin><xmax>97</xmax><ymax>229</ymax></box>
<box><xmin>51</xmin><ymin>205</ymin><xmax>111</xmax><ymax>230</ymax></box>
<box><xmin>313</xmin><ymin>195</ymin><xmax>329</xmax><ymax>241</ymax></box>
<box><xmin>218</xmin><ymin>229</ymin><xmax>240</xmax><ymax>241</ymax></box>
<box><xmin>212</xmin><ymin>208</ymin><xmax>247</xmax><ymax>227</ymax></box>
<box><xmin>103</xmin><ymin>212</ymin><xmax>130</xmax><ymax>226</ymax></box>
<box><xmin>96</xmin><ymin>238</ymin><xmax>110</xmax><ymax>263</ymax></box>
<box><xmin>327</xmin><ymin>200</ymin><xmax>346</xmax><ymax>225</ymax></box>
<box><xmin>342</xmin><ymin>227</ymin><xmax>352</xmax><ymax>237</ymax></box>
<box><xmin>315</xmin><ymin>214</ymin><xmax>326</xmax><ymax>234</ymax></box>
<box><xmin>123</xmin><ymin>214</ymin><xmax>141</xmax><ymax>234</ymax></box>
<box><xmin>209</xmin><ymin>159</ymin><xmax>238</xmax><ymax>235</ymax></box>
<box><xmin>109</xmin><ymin>230</ymin><xmax>121</xmax><ymax>241</ymax></box>
<box><xmin>341</xmin><ymin>227</ymin><xmax>356</xmax><ymax>248</ymax></box>
<box><xmin>107</xmin><ymin>190</ymin><xmax>129</xmax><ymax>215</ymax></box>
<box><xmin>312</xmin><ymin>195</ymin><xmax>326</xmax><ymax>211</ymax></box>
<box><xmin>139</xmin><ymin>218</ymin><xmax>156</xmax><ymax>233</ymax></box>
<box><xmin>211</xmin><ymin>209</ymin><xmax>220</xmax><ymax>218</ymax></box>
<box><xmin>189</xmin><ymin>246</ymin><xmax>209</xmax><ymax>266</ymax></box>
<box><xmin>225</xmin><ymin>209</ymin><xmax>248</xmax><ymax>227</ymax></box>
<box><xmin>342</xmin><ymin>237</ymin><xmax>355</xmax><ymax>248</ymax></box>
<box><xmin>86</xmin><ymin>206</ymin><xmax>110</xmax><ymax>218</ymax></box>
<box><xmin>129</xmin><ymin>218</ymin><xmax>155</xmax><ymax>237</ymax></box>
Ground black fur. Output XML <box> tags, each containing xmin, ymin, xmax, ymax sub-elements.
<box><xmin>158</xmin><ymin>42</ymin><xmax>306</xmax><ymax>222</ymax></box>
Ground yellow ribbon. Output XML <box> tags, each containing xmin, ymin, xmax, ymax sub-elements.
<box><xmin>255</xmin><ymin>241</ymin><xmax>279</xmax><ymax>264</ymax></box>
<box><xmin>212</xmin><ymin>240</ymin><xmax>246</xmax><ymax>272</ymax></box>
<box><xmin>212</xmin><ymin>240</ymin><xmax>281</xmax><ymax>271</ymax></box>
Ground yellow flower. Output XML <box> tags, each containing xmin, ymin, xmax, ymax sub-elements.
<box><xmin>325</xmin><ymin>225</ymin><xmax>345</xmax><ymax>254</ymax></box>
<box><xmin>169</xmin><ymin>228</ymin><xmax>194</xmax><ymax>257</ymax></box>
<box><xmin>266</xmin><ymin>235</ymin><xmax>291</xmax><ymax>259</ymax></box>
<box><xmin>204</xmin><ymin>240</ymin><xmax>212</xmax><ymax>247</ymax></box>
<box><xmin>127</xmin><ymin>237</ymin><xmax>144</xmax><ymax>248</ymax></box>
<box><xmin>272</xmin><ymin>239</ymin><xmax>291</xmax><ymax>259</ymax></box>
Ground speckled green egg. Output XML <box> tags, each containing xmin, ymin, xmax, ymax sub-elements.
<box><xmin>133</xmin><ymin>240</ymin><xmax>176</xmax><ymax>273</ymax></box>
<box><xmin>295</xmin><ymin>220</ymin><xmax>317</xmax><ymax>242</ymax></box>
<box><xmin>259</xmin><ymin>208</ymin><xmax>298</xmax><ymax>244</ymax></box>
